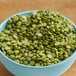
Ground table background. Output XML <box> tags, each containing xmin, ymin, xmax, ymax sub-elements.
<box><xmin>0</xmin><ymin>0</ymin><xmax>76</xmax><ymax>76</ymax></box>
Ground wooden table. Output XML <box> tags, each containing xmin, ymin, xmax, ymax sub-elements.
<box><xmin>0</xmin><ymin>0</ymin><xmax>76</xmax><ymax>76</ymax></box>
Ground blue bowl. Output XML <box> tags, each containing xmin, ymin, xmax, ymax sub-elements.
<box><xmin>0</xmin><ymin>10</ymin><xmax>76</xmax><ymax>76</ymax></box>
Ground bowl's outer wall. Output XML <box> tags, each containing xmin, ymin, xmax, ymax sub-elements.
<box><xmin>0</xmin><ymin>10</ymin><xmax>76</xmax><ymax>76</ymax></box>
<box><xmin>0</xmin><ymin>51</ymin><xmax>76</xmax><ymax>76</ymax></box>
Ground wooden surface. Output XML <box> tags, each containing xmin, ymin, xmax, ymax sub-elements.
<box><xmin>0</xmin><ymin>0</ymin><xmax>76</xmax><ymax>76</ymax></box>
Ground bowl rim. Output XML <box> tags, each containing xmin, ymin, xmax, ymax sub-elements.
<box><xmin>0</xmin><ymin>10</ymin><xmax>76</xmax><ymax>69</ymax></box>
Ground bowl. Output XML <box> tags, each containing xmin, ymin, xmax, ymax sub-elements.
<box><xmin>0</xmin><ymin>10</ymin><xmax>76</xmax><ymax>76</ymax></box>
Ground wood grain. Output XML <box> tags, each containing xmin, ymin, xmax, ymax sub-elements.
<box><xmin>0</xmin><ymin>0</ymin><xmax>76</xmax><ymax>76</ymax></box>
